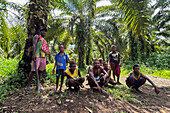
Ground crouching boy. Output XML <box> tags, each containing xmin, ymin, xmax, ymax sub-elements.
<box><xmin>125</xmin><ymin>65</ymin><xmax>160</xmax><ymax>94</ymax></box>
<box><xmin>65</xmin><ymin>61</ymin><xmax>85</xmax><ymax>91</ymax></box>
<box><xmin>86</xmin><ymin>59</ymin><xmax>108</xmax><ymax>93</ymax></box>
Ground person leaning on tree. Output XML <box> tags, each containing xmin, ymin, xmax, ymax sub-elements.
<box><xmin>25</xmin><ymin>28</ymin><xmax>48</xmax><ymax>93</ymax></box>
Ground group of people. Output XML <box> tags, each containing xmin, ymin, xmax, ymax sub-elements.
<box><xmin>25</xmin><ymin>28</ymin><xmax>160</xmax><ymax>95</ymax></box>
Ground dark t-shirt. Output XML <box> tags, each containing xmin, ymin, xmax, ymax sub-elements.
<box><xmin>109</xmin><ymin>51</ymin><xmax>120</xmax><ymax>63</ymax></box>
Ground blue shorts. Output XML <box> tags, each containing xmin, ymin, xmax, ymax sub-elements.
<box><xmin>128</xmin><ymin>75</ymin><xmax>144</xmax><ymax>88</ymax></box>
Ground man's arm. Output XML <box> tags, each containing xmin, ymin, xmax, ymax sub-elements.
<box><xmin>66</xmin><ymin>54</ymin><xmax>69</xmax><ymax>63</ymax></box>
<box><xmin>143</xmin><ymin>76</ymin><xmax>160</xmax><ymax>94</ymax></box>
<box><xmin>32</xmin><ymin>35</ymin><xmax>39</xmax><ymax>60</ymax></box>
<box><xmin>108</xmin><ymin>69</ymin><xmax>111</xmax><ymax>77</ymax></box>
<box><xmin>90</xmin><ymin>72</ymin><xmax>102</xmax><ymax>90</ymax></box>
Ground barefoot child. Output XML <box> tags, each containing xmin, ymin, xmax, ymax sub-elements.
<box><xmin>125</xmin><ymin>65</ymin><xmax>160</xmax><ymax>94</ymax></box>
<box><xmin>86</xmin><ymin>59</ymin><xmax>108</xmax><ymax>93</ymax></box>
<box><xmin>52</xmin><ymin>44</ymin><xmax>69</xmax><ymax>92</ymax></box>
<box><xmin>109</xmin><ymin>45</ymin><xmax>121</xmax><ymax>84</ymax></box>
<box><xmin>65</xmin><ymin>61</ymin><xmax>85</xmax><ymax>91</ymax></box>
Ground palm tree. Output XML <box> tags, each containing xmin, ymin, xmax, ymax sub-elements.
<box><xmin>0</xmin><ymin>0</ymin><xmax>26</xmax><ymax>59</ymax></box>
<box><xmin>55</xmin><ymin>0</ymin><xmax>95</xmax><ymax>67</ymax></box>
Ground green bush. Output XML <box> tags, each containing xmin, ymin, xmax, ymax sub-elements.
<box><xmin>121</xmin><ymin>51</ymin><xmax>170</xmax><ymax>79</ymax></box>
<box><xmin>0</xmin><ymin>58</ymin><xmax>18</xmax><ymax>81</ymax></box>
<box><xmin>145</xmin><ymin>52</ymin><xmax>170</xmax><ymax>70</ymax></box>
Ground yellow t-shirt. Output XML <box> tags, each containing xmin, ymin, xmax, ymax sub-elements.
<box><xmin>65</xmin><ymin>68</ymin><xmax>78</xmax><ymax>78</ymax></box>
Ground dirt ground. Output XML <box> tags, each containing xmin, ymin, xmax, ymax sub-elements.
<box><xmin>0</xmin><ymin>75</ymin><xmax>170</xmax><ymax>113</ymax></box>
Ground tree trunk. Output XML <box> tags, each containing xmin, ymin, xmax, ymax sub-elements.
<box><xmin>139</xmin><ymin>35</ymin><xmax>145</xmax><ymax>60</ymax></box>
<box><xmin>76</xmin><ymin>19</ymin><xmax>85</xmax><ymax>68</ymax></box>
<box><xmin>86</xmin><ymin>19</ymin><xmax>91</xmax><ymax>65</ymax></box>
<box><xmin>129</xmin><ymin>30</ymin><xmax>138</xmax><ymax>61</ymax></box>
<box><xmin>18</xmin><ymin>0</ymin><xmax>49</xmax><ymax>86</ymax></box>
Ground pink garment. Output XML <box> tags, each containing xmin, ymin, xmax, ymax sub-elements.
<box><xmin>31</xmin><ymin>57</ymin><xmax>46</xmax><ymax>71</ymax></box>
<box><xmin>114</xmin><ymin>64</ymin><xmax>120</xmax><ymax>76</ymax></box>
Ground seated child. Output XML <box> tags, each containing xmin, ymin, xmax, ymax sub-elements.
<box><xmin>99</xmin><ymin>58</ymin><xmax>103</xmax><ymax>66</ymax></box>
<box><xmin>65</xmin><ymin>61</ymin><xmax>85</xmax><ymax>91</ymax></box>
<box><xmin>103</xmin><ymin>62</ymin><xmax>117</xmax><ymax>86</ymax></box>
<box><xmin>125</xmin><ymin>65</ymin><xmax>160</xmax><ymax>94</ymax></box>
<box><xmin>86</xmin><ymin>59</ymin><xmax>108</xmax><ymax>93</ymax></box>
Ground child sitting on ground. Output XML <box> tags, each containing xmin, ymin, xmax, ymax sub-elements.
<box><xmin>103</xmin><ymin>62</ymin><xmax>117</xmax><ymax>86</ymax></box>
<box><xmin>65</xmin><ymin>61</ymin><xmax>85</xmax><ymax>91</ymax></box>
<box><xmin>86</xmin><ymin>59</ymin><xmax>108</xmax><ymax>93</ymax></box>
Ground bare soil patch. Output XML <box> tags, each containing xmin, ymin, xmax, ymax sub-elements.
<box><xmin>0</xmin><ymin>76</ymin><xmax>170</xmax><ymax>113</ymax></box>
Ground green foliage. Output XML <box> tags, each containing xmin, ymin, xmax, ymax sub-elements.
<box><xmin>121</xmin><ymin>52</ymin><xmax>170</xmax><ymax>79</ymax></box>
<box><xmin>0</xmin><ymin>58</ymin><xmax>18</xmax><ymax>103</ymax></box>
<box><xmin>0</xmin><ymin>58</ymin><xmax>18</xmax><ymax>80</ymax></box>
<box><xmin>145</xmin><ymin>52</ymin><xmax>170</xmax><ymax>70</ymax></box>
<box><xmin>45</xmin><ymin>63</ymin><xmax>56</xmax><ymax>83</ymax></box>
<box><xmin>115</xmin><ymin>0</ymin><xmax>151</xmax><ymax>37</ymax></box>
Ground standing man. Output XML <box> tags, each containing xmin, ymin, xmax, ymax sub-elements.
<box><xmin>25</xmin><ymin>28</ymin><xmax>48</xmax><ymax>93</ymax></box>
<box><xmin>109</xmin><ymin>45</ymin><xmax>121</xmax><ymax>84</ymax></box>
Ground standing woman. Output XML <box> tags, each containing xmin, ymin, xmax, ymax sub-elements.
<box><xmin>108</xmin><ymin>45</ymin><xmax>121</xmax><ymax>84</ymax></box>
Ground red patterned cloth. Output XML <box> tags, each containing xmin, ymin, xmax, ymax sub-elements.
<box><xmin>114</xmin><ymin>64</ymin><xmax>120</xmax><ymax>76</ymax></box>
<box><xmin>41</xmin><ymin>41</ymin><xmax>50</xmax><ymax>54</ymax></box>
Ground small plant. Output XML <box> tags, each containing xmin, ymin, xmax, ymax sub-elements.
<box><xmin>57</xmin><ymin>99</ymin><xmax>62</xmax><ymax>105</ymax></box>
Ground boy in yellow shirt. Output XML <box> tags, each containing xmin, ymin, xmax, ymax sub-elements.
<box><xmin>65</xmin><ymin>61</ymin><xmax>85</xmax><ymax>91</ymax></box>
